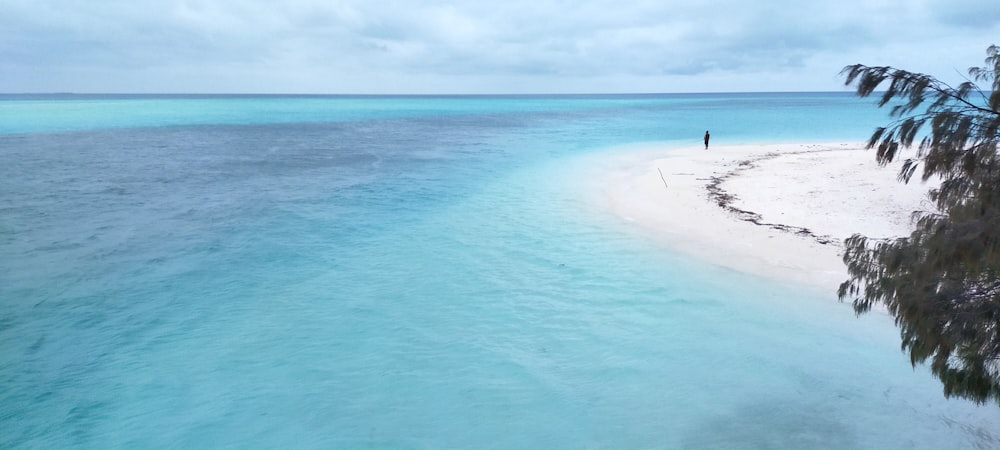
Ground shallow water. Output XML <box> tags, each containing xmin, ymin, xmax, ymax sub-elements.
<box><xmin>2</xmin><ymin>94</ymin><xmax>997</xmax><ymax>448</ymax></box>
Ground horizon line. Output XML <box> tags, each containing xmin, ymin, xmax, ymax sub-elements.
<box><xmin>1</xmin><ymin>89</ymin><xmax>855</xmax><ymax>97</ymax></box>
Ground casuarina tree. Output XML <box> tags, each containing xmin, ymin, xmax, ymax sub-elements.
<box><xmin>839</xmin><ymin>45</ymin><xmax>1000</xmax><ymax>405</ymax></box>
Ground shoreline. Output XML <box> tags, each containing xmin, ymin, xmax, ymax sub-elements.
<box><xmin>593</xmin><ymin>141</ymin><xmax>939</xmax><ymax>289</ymax></box>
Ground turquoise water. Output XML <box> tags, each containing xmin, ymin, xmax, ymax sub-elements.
<box><xmin>2</xmin><ymin>93</ymin><xmax>997</xmax><ymax>448</ymax></box>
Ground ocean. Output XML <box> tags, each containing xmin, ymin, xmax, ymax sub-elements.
<box><xmin>2</xmin><ymin>93</ymin><xmax>997</xmax><ymax>448</ymax></box>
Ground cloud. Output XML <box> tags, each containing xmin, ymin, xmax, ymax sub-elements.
<box><xmin>0</xmin><ymin>0</ymin><xmax>996</xmax><ymax>93</ymax></box>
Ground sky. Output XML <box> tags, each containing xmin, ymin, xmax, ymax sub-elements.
<box><xmin>1</xmin><ymin>0</ymin><xmax>998</xmax><ymax>94</ymax></box>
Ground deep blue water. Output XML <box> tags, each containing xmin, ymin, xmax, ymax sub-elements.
<box><xmin>2</xmin><ymin>93</ymin><xmax>997</xmax><ymax>448</ymax></box>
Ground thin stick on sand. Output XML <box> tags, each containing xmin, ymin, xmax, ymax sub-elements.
<box><xmin>657</xmin><ymin>167</ymin><xmax>668</xmax><ymax>189</ymax></box>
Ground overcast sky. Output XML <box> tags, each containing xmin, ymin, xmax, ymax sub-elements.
<box><xmin>2</xmin><ymin>0</ymin><xmax>998</xmax><ymax>94</ymax></box>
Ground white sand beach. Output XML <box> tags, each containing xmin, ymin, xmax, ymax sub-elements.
<box><xmin>596</xmin><ymin>142</ymin><xmax>940</xmax><ymax>288</ymax></box>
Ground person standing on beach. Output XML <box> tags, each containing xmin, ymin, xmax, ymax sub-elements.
<box><xmin>704</xmin><ymin>130</ymin><xmax>710</xmax><ymax>149</ymax></box>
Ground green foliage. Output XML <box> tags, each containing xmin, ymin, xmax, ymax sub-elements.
<box><xmin>838</xmin><ymin>45</ymin><xmax>1000</xmax><ymax>405</ymax></box>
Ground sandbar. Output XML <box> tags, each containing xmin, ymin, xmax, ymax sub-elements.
<box><xmin>594</xmin><ymin>142</ymin><xmax>939</xmax><ymax>289</ymax></box>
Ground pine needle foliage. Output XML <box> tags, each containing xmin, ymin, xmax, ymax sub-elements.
<box><xmin>838</xmin><ymin>45</ymin><xmax>1000</xmax><ymax>405</ymax></box>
